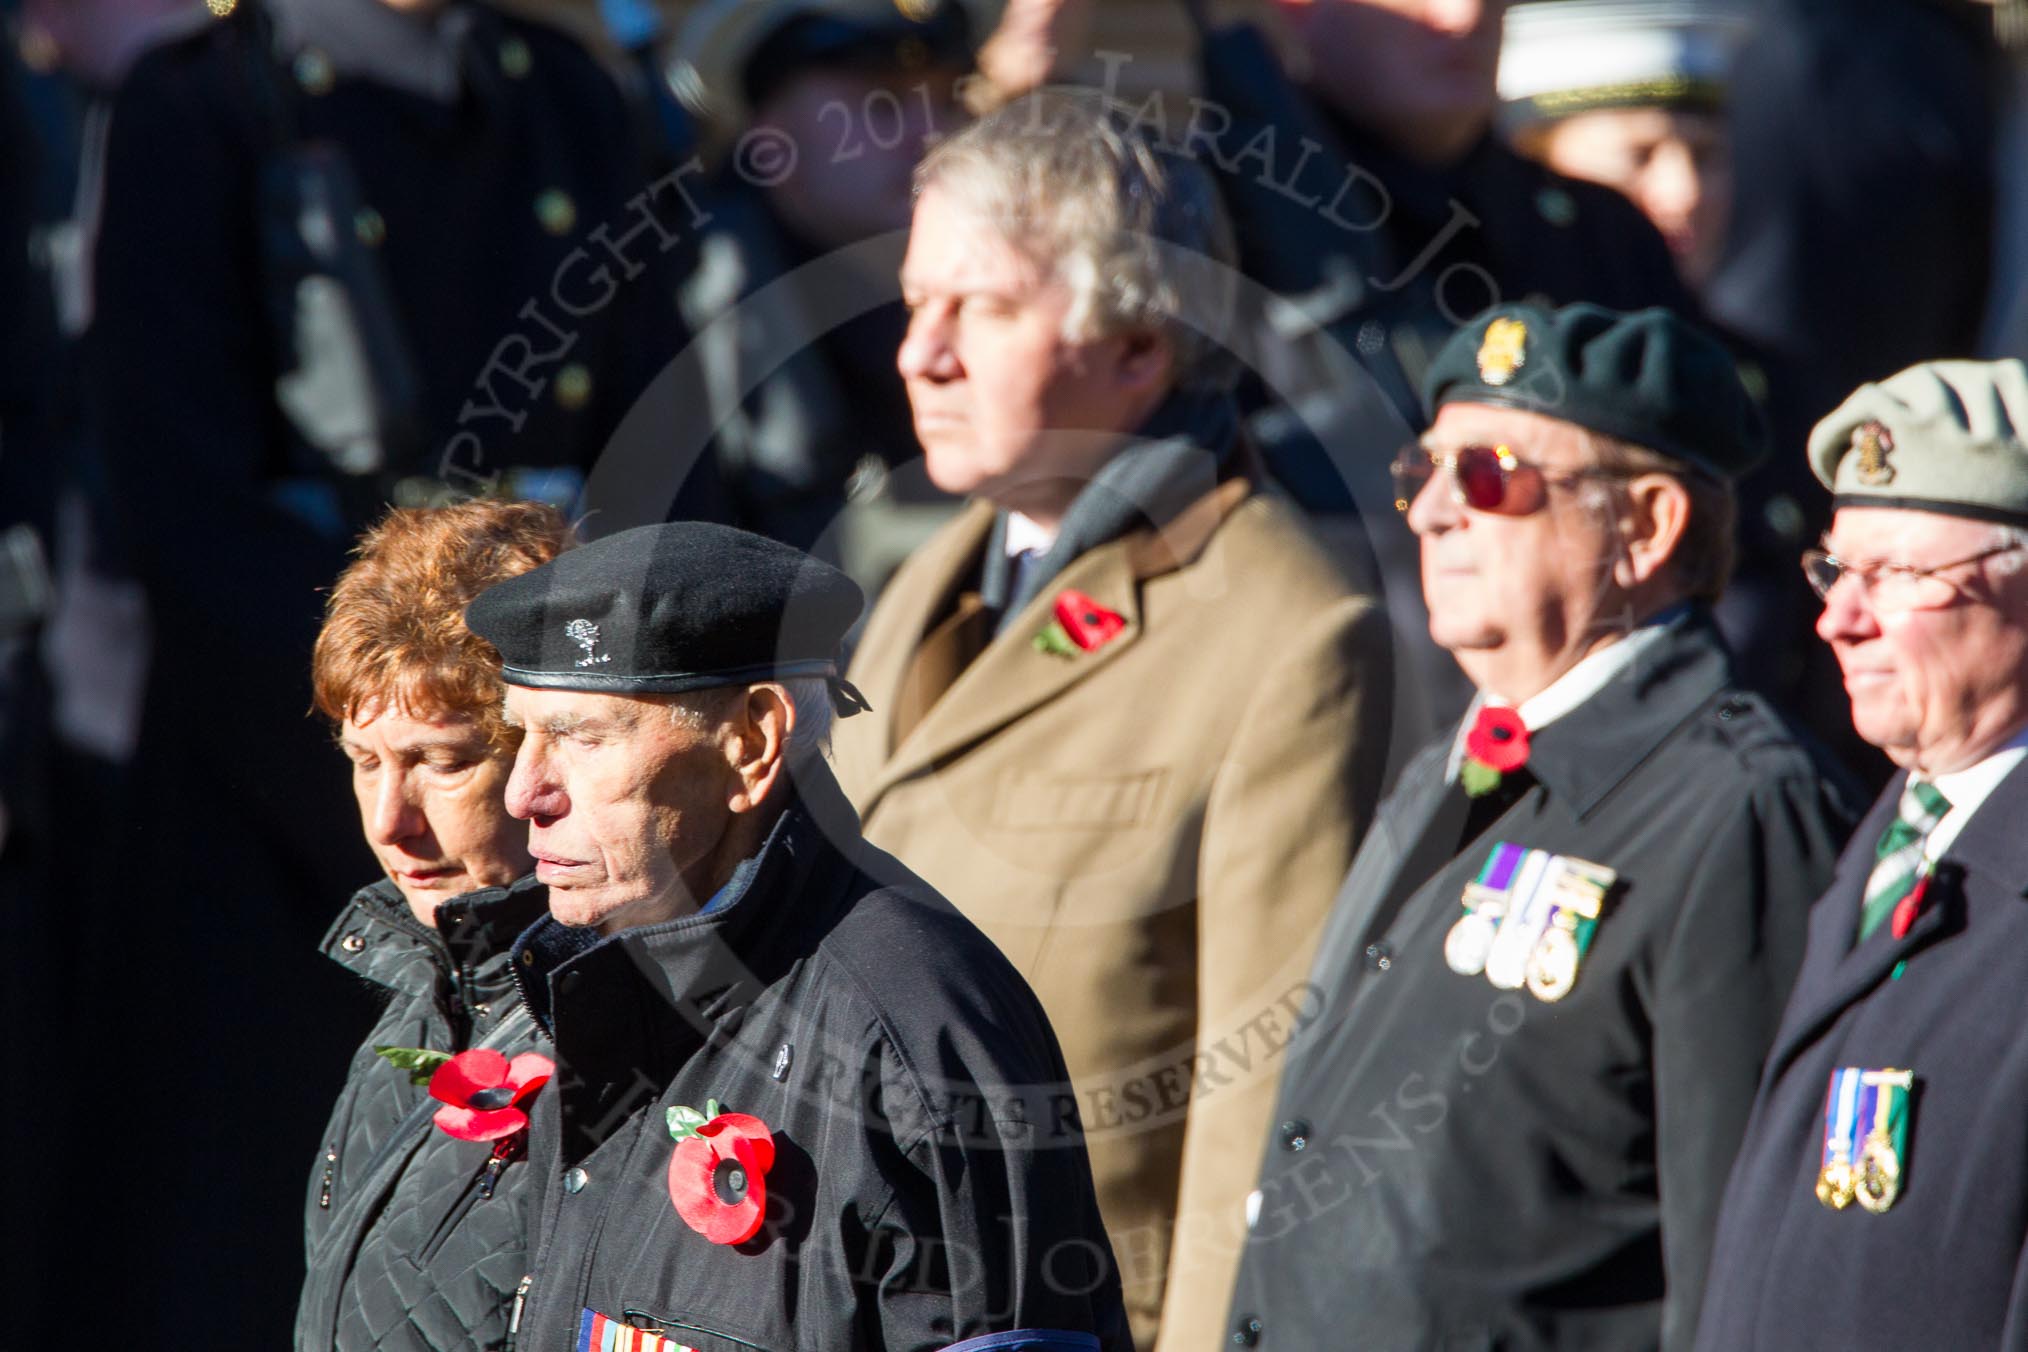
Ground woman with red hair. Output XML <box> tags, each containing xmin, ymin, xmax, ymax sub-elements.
<box><xmin>297</xmin><ymin>500</ymin><xmax>570</xmax><ymax>1352</ymax></box>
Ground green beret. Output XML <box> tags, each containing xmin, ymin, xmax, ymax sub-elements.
<box><xmin>1424</xmin><ymin>301</ymin><xmax>1767</xmax><ymax>481</ymax></box>
<box><xmin>1808</xmin><ymin>358</ymin><xmax>2028</xmax><ymax>525</ymax></box>
<box><xmin>465</xmin><ymin>522</ymin><xmax>867</xmax><ymax>710</ymax></box>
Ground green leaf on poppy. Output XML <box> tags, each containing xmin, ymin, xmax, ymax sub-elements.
<box><xmin>1460</xmin><ymin>758</ymin><xmax>1502</xmax><ymax>798</ymax></box>
<box><xmin>667</xmin><ymin>1104</ymin><xmax>708</xmax><ymax>1141</ymax></box>
<box><xmin>375</xmin><ymin>1045</ymin><xmax>454</xmax><ymax>1086</ymax></box>
<box><xmin>1032</xmin><ymin>621</ymin><xmax>1078</xmax><ymax>658</ymax></box>
<box><xmin>705</xmin><ymin>1098</ymin><xmax>723</xmax><ymax>1120</ymax></box>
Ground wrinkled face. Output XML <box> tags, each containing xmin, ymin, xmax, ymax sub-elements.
<box><xmin>1816</xmin><ymin>507</ymin><xmax>2028</xmax><ymax>773</ymax></box>
<box><xmin>898</xmin><ymin>185</ymin><xmax>1164</xmax><ymax>522</ymax></box>
<box><xmin>1274</xmin><ymin>0</ymin><xmax>1506</xmax><ymax>159</ymax></box>
<box><xmin>501</xmin><ymin>687</ymin><xmax>734</xmax><ymax>934</ymax></box>
<box><xmin>754</xmin><ymin>65</ymin><xmax>968</xmax><ymax>248</ymax></box>
<box><xmin>339</xmin><ymin>706</ymin><xmax>531</xmax><ymax>927</ymax></box>
<box><xmin>1407</xmin><ymin>403</ymin><xmax>1628</xmax><ymax>695</ymax></box>
<box><xmin>1535</xmin><ymin>107</ymin><xmax>1732</xmax><ymax>289</ymax></box>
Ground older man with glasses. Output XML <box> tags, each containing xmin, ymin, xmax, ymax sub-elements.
<box><xmin>1223</xmin><ymin>301</ymin><xmax>1857</xmax><ymax>1352</ymax></box>
<box><xmin>1695</xmin><ymin>358</ymin><xmax>2028</xmax><ymax>1351</ymax></box>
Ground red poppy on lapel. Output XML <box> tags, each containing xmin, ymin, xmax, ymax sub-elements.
<box><xmin>667</xmin><ymin>1100</ymin><xmax>776</xmax><ymax>1246</ymax></box>
<box><xmin>425</xmin><ymin>1049</ymin><xmax>555</xmax><ymax>1142</ymax></box>
<box><xmin>1460</xmin><ymin>706</ymin><xmax>1530</xmax><ymax>797</ymax></box>
<box><xmin>1034</xmin><ymin>589</ymin><xmax>1127</xmax><ymax>658</ymax></box>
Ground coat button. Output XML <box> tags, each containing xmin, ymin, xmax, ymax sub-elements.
<box><xmin>1364</xmin><ymin>942</ymin><xmax>1392</xmax><ymax>971</ymax></box>
<box><xmin>772</xmin><ymin>1043</ymin><xmax>794</xmax><ymax>1081</ymax></box>
<box><xmin>520</xmin><ymin>949</ymin><xmax>535</xmax><ymax>967</ymax></box>
<box><xmin>293</xmin><ymin>49</ymin><xmax>335</xmax><ymax>96</ymax></box>
<box><xmin>535</xmin><ymin>189</ymin><xmax>577</xmax><ymax>236</ymax></box>
<box><xmin>340</xmin><ymin>933</ymin><xmax>365</xmax><ymax>954</ymax></box>
<box><xmin>473</xmin><ymin>1003</ymin><xmax>491</xmax><ymax>1019</ymax></box>
<box><xmin>499</xmin><ymin>36</ymin><xmax>533</xmax><ymax>78</ymax></box>
<box><xmin>553</xmin><ymin>363</ymin><xmax>592</xmax><ymax>409</ymax></box>
<box><xmin>563</xmin><ymin>1167</ymin><xmax>589</xmax><ymax>1194</ymax></box>
<box><xmin>1231</xmin><ymin>1315</ymin><xmax>1263</xmax><ymax>1346</ymax></box>
<box><xmin>1278</xmin><ymin>1119</ymin><xmax>1311</xmax><ymax>1152</ymax></box>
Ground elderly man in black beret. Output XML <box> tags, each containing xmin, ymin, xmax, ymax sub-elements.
<box><xmin>463</xmin><ymin>521</ymin><xmax>1129</xmax><ymax>1352</ymax></box>
<box><xmin>1223</xmin><ymin>302</ymin><xmax>1858</xmax><ymax>1351</ymax></box>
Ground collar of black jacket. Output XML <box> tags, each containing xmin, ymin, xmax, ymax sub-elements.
<box><xmin>435</xmin><ymin>872</ymin><xmax>552</xmax><ymax>974</ymax></box>
<box><xmin>1512</xmin><ymin>607</ymin><xmax>1736</xmax><ymax>822</ymax></box>
<box><xmin>510</xmin><ymin>759</ymin><xmax>866</xmax><ymax>1042</ymax></box>
<box><xmin>321</xmin><ymin>872</ymin><xmax>550</xmax><ymax>986</ymax></box>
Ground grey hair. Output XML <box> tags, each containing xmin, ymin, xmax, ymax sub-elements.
<box><xmin>1988</xmin><ymin>525</ymin><xmax>2028</xmax><ymax>579</ymax></box>
<box><xmin>913</xmin><ymin>87</ymin><xmax>1240</xmax><ymax>392</ymax></box>
<box><xmin>662</xmin><ymin>678</ymin><xmax>834</xmax><ymax>761</ymax></box>
<box><xmin>1577</xmin><ymin>431</ymin><xmax>1738</xmax><ymax>605</ymax></box>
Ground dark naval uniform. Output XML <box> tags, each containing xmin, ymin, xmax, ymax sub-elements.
<box><xmin>1226</xmin><ymin>613</ymin><xmax>1856</xmax><ymax>1351</ymax></box>
<box><xmin>297</xmin><ymin>875</ymin><xmax>551</xmax><ymax>1352</ymax></box>
<box><xmin>509</xmin><ymin>766</ymin><xmax>1132</xmax><ymax>1352</ymax></box>
<box><xmin>1693</xmin><ymin>764</ymin><xmax>2028</xmax><ymax>1350</ymax></box>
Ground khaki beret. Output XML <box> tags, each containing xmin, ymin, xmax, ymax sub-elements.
<box><xmin>1809</xmin><ymin>359</ymin><xmax>2028</xmax><ymax>524</ymax></box>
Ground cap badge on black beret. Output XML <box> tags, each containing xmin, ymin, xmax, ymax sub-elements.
<box><xmin>895</xmin><ymin>0</ymin><xmax>939</xmax><ymax>20</ymax></box>
<box><xmin>1478</xmin><ymin>317</ymin><xmax>1529</xmax><ymax>388</ymax></box>
<box><xmin>565</xmin><ymin>619</ymin><xmax>611</xmax><ymax>669</ymax></box>
<box><xmin>1853</xmin><ymin>422</ymin><xmax>1896</xmax><ymax>487</ymax></box>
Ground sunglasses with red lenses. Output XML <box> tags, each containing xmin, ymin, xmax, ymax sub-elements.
<box><xmin>1390</xmin><ymin>443</ymin><xmax>1528</xmax><ymax>514</ymax></box>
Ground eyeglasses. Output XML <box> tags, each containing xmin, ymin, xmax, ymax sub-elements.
<box><xmin>1800</xmin><ymin>542</ymin><xmax>2024</xmax><ymax>609</ymax></box>
<box><xmin>1389</xmin><ymin>443</ymin><xmax>1627</xmax><ymax>515</ymax></box>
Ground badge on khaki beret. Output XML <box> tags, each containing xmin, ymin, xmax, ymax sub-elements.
<box><xmin>1477</xmin><ymin>317</ymin><xmax>1529</xmax><ymax>387</ymax></box>
<box><xmin>1852</xmin><ymin>421</ymin><xmax>1895</xmax><ymax>487</ymax></box>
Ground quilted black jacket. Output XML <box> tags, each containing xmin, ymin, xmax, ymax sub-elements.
<box><xmin>296</xmin><ymin>874</ymin><xmax>550</xmax><ymax>1352</ymax></box>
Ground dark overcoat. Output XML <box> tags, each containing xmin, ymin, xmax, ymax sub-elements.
<box><xmin>1695</xmin><ymin>760</ymin><xmax>2028</xmax><ymax>1351</ymax></box>
<box><xmin>1225</xmin><ymin>614</ymin><xmax>1857</xmax><ymax>1351</ymax></box>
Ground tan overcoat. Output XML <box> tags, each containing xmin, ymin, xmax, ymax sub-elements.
<box><xmin>833</xmin><ymin>473</ymin><xmax>1391</xmax><ymax>1349</ymax></box>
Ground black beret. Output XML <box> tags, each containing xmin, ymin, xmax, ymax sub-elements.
<box><xmin>1423</xmin><ymin>302</ymin><xmax>1767</xmax><ymax>481</ymax></box>
<box><xmin>465</xmin><ymin>522</ymin><xmax>866</xmax><ymax>703</ymax></box>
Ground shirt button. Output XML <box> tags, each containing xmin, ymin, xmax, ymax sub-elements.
<box><xmin>1364</xmin><ymin>942</ymin><xmax>1393</xmax><ymax>971</ymax></box>
<box><xmin>1279</xmin><ymin>1119</ymin><xmax>1311</xmax><ymax>1153</ymax></box>
<box><xmin>1231</xmin><ymin>1315</ymin><xmax>1263</xmax><ymax>1347</ymax></box>
<box><xmin>563</xmin><ymin>1167</ymin><xmax>590</xmax><ymax>1194</ymax></box>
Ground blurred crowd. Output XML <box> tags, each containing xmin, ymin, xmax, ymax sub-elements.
<box><xmin>1</xmin><ymin>0</ymin><xmax>2024</xmax><ymax>1344</ymax></box>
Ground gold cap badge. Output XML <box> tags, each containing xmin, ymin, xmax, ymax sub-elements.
<box><xmin>1478</xmin><ymin>317</ymin><xmax>1528</xmax><ymax>387</ymax></box>
<box><xmin>1853</xmin><ymin>420</ymin><xmax>1896</xmax><ymax>487</ymax></box>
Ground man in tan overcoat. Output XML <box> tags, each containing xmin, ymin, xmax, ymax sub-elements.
<box><xmin>831</xmin><ymin>90</ymin><xmax>1393</xmax><ymax>1350</ymax></box>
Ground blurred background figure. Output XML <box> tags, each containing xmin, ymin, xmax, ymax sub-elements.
<box><xmin>1706</xmin><ymin>0</ymin><xmax>2001</xmax><ymax>457</ymax></box>
<box><xmin>1691</xmin><ymin>0</ymin><xmax>2003</xmax><ymax>783</ymax></box>
<box><xmin>59</xmin><ymin>0</ymin><xmax>688</xmax><ymax>1343</ymax></box>
<box><xmin>1982</xmin><ymin>7</ymin><xmax>2028</xmax><ymax>360</ymax></box>
<box><xmin>1499</xmin><ymin>0</ymin><xmax>1749</xmax><ymax>293</ymax></box>
<box><xmin>660</xmin><ymin>0</ymin><xmax>982</xmax><ymax>586</ymax></box>
<box><xmin>1495</xmin><ymin>0</ymin><xmax>1843</xmax><ymax>765</ymax></box>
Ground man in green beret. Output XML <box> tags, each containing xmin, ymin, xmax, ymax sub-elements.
<box><xmin>1223</xmin><ymin>301</ymin><xmax>1857</xmax><ymax>1350</ymax></box>
<box><xmin>1695</xmin><ymin>358</ymin><xmax>2028</xmax><ymax>1351</ymax></box>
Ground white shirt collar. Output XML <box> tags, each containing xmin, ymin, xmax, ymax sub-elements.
<box><xmin>1920</xmin><ymin>725</ymin><xmax>2028</xmax><ymax>863</ymax></box>
<box><xmin>1004</xmin><ymin>512</ymin><xmax>1056</xmax><ymax>560</ymax></box>
<box><xmin>1447</xmin><ymin>621</ymin><xmax>1676</xmax><ymax>781</ymax></box>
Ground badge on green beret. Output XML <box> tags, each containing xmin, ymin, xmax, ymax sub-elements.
<box><xmin>1477</xmin><ymin>317</ymin><xmax>1529</xmax><ymax>387</ymax></box>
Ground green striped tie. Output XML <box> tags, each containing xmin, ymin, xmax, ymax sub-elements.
<box><xmin>1858</xmin><ymin>779</ymin><xmax>1952</xmax><ymax>942</ymax></box>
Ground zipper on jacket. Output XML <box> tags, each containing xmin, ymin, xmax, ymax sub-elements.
<box><xmin>507</xmin><ymin>1274</ymin><xmax>531</xmax><ymax>1350</ymax></box>
<box><xmin>318</xmin><ymin>1141</ymin><xmax>338</xmax><ymax>1209</ymax></box>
